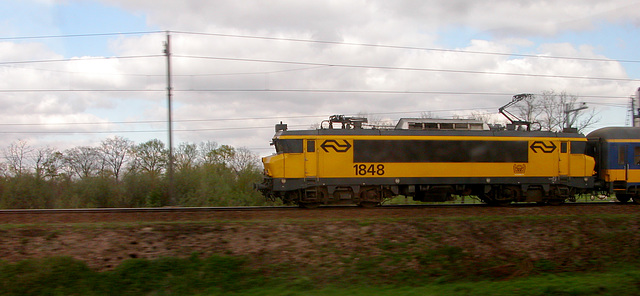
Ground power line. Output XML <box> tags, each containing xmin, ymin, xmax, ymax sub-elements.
<box><xmin>0</xmin><ymin>124</ymin><xmax>309</xmax><ymax>134</ymax></box>
<box><xmin>0</xmin><ymin>31</ymin><xmax>164</xmax><ymax>41</ymax></box>
<box><xmin>0</xmin><ymin>107</ymin><xmax>501</xmax><ymax>131</ymax></box>
<box><xmin>0</xmin><ymin>55</ymin><xmax>163</xmax><ymax>66</ymax></box>
<box><xmin>0</xmin><ymin>88</ymin><xmax>631</xmax><ymax>102</ymax></box>
<box><xmin>0</xmin><ymin>64</ymin><xmax>166</xmax><ymax>78</ymax></box>
<box><xmin>172</xmin><ymin>30</ymin><xmax>640</xmax><ymax>64</ymax></box>
<box><xmin>2</xmin><ymin>29</ymin><xmax>637</xmax><ymax>65</ymax></box>
<box><xmin>1</xmin><ymin>30</ymin><xmax>636</xmax><ymax>80</ymax></box>
<box><xmin>174</xmin><ymin>54</ymin><xmax>640</xmax><ymax>82</ymax></box>
<box><xmin>0</xmin><ymin>89</ymin><xmax>163</xmax><ymax>93</ymax></box>
<box><xmin>175</xmin><ymin>89</ymin><xmax>633</xmax><ymax>99</ymax></box>
<box><xmin>0</xmin><ymin>33</ymin><xmax>635</xmax><ymax>82</ymax></box>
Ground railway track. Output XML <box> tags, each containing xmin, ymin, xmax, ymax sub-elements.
<box><xmin>0</xmin><ymin>202</ymin><xmax>637</xmax><ymax>224</ymax></box>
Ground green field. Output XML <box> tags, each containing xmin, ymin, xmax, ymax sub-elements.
<box><xmin>2</xmin><ymin>211</ymin><xmax>640</xmax><ymax>295</ymax></box>
<box><xmin>1</xmin><ymin>255</ymin><xmax>639</xmax><ymax>296</ymax></box>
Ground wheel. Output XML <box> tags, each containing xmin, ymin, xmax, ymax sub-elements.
<box><xmin>484</xmin><ymin>199</ymin><xmax>512</xmax><ymax>206</ymax></box>
<box><xmin>480</xmin><ymin>186</ymin><xmax>516</xmax><ymax>206</ymax></box>
<box><xmin>358</xmin><ymin>201</ymin><xmax>380</xmax><ymax>208</ymax></box>
<box><xmin>358</xmin><ymin>188</ymin><xmax>382</xmax><ymax>207</ymax></box>
<box><xmin>299</xmin><ymin>202</ymin><xmax>320</xmax><ymax>209</ymax></box>
<box><xmin>616</xmin><ymin>194</ymin><xmax>631</xmax><ymax>203</ymax></box>
<box><xmin>546</xmin><ymin>199</ymin><xmax>565</xmax><ymax>206</ymax></box>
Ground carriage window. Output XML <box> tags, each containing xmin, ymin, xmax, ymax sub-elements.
<box><xmin>635</xmin><ymin>147</ymin><xmax>640</xmax><ymax>165</ymax></box>
<box><xmin>618</xmin><ymin>146</ymin><xmax>627</xmax><ymax>165</ymax></box>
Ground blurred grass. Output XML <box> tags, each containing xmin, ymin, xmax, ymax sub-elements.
<box><xmin>1</xmin><ymin>255</ymin><xmax>639</xmax><ymax>296</ymax></box>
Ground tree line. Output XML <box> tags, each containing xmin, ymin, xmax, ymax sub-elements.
<box><xmin>0</xmin><ymin>137</ymin><xmax>269</xmax><ymax>209</ymax></box>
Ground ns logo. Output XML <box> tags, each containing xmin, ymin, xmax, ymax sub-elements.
<box><xmin>320</xmin><ymin>140</ymin><xmax>352</xmax><ymax>153</ymax></box>
<box><xmin>513</xmin><ymin>164</ymin><xmax>526</xmax><ymax>175</ymax></box>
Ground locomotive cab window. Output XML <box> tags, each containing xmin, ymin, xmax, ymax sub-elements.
<box><xmin>274</xmin><ymin>139</ymin><xmax>303</xmax><ymax>154</ymax></box>
<box><xmin>570</xmin><ymin>141</ymin><xmax>586</xmax><ymax>154</ymax></box>
<box><xmin>635</xmin><ymin>146</ymin><xmax>640</xmax><ymax>165</ymax></box>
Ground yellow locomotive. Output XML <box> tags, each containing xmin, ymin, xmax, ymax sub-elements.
<box><xmin>257</xmin><ymin>115</ymin><xmax>596</xmax><ymax>207</ymax></box>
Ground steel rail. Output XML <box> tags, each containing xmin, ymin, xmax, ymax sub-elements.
<box><xmin>0</xmin><ymin>201</ymin><xmax>621</xmax><ymax>215</ymax></box>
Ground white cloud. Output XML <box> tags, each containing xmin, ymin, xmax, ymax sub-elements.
<box><xmin>0</xmin><ymin>0</ymin><xmax>637</xmax><ymax>155</ymax></box>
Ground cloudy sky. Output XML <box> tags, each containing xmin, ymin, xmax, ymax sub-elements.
<box><xmin>1</xmin><ymin>0</ymin><xmax>639</xmax><ymax>156</ymax></box>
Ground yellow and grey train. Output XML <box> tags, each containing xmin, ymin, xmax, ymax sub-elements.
<box><xmin>256</xmin><ymin>115</ymin><xmax>640</xmax><ymax>207</ymax></box>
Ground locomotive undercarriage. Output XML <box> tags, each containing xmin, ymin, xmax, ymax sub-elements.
<box><xmin>259</xmin><ymin>177</ymin><xmax>591</xmax><ymax>207</ymax></box>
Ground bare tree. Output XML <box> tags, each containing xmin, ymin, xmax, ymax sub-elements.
<box><xmin>513</xmin><ymin>91</ymin><xmax>600</xmax><ymax>133</ymax></box>
<box><xmin>228</xmin><ymin>147</ymin><xmax>259</xmax><ymax>174</ymax></box>
<box><xmin>514</xmin><ymin>94</ymin><xmax>543</xmax><ymax>124</ymax></box>
<box><xmin>199</xmin><ymin>141</ymin><xmax>220</xmax><ymax>164</ymax></box>
<box><xmin>175</xmin><ymin>142</ymin><xmax>199</xmax><ymax>170</ymax></box>
<box><xmin>468</xmin><ymin>111</ymin><xmax>502</xmax><ymax>125</ymax></box>
<box><xmin>4</xmin><ymin>140</ymin><xmax>32</xmax><ymax>176</ymax></box>
<box><xmin>99</xmin><ymin>136</ymin><xmax>134</xmax><ymax>181</ymax></box>
<box><xmin>357</xmin><ymin>112</ymin><xmax>392</xmax><ymax>127</ymax></box>
<box><xmin>0</xmin><ymin>162</ymin><xmax>8</xmax><ymax>178</ymax></box>
<box><xmin>419</xmin><ymin>111</ymin><xmax>436</xmax><ymax>118</ymax></box>
<box><xmin>64</xmin><ymin>146</ymin><xmax>102</xmax><ymax>179</ymax></box>
<box><xmin>33</xmin><ymin>147</ymin><xmax>63</xmax><ymax>179</ymax></box>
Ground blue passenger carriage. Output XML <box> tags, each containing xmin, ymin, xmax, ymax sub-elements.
<box><xmin>588</xmin><ymin>127</ymin><xmax>640</xmax><ymax>203</ymax></box>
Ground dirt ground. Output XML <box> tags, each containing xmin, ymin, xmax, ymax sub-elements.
<box><xmin>0</xmin><ymin>204</ymin><xmax>639</xmax><ymax>274</ymax></box>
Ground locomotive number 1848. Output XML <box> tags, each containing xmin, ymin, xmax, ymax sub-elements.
<box><xmin>353</xmin><ymin>164</ymin><xmax>385</xmax><ymax>176</ymax></box>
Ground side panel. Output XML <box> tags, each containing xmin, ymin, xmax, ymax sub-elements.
<box><xmin>304</xmin><ymin>139</ymin><xmax>317</xmax><ymax>177</ymax></box>
<box><xmin>283</xmin><ymin>153</ymin><xmax>305</xmax><ymax>178</ymax></box>
<box><xmin>604</xmin><ymin>142</ymin><xmax>640</xmax><ymax>185</ymax></box>
<box><xmin>266</xmin><ymin>135</ymin><xmax>595</xmax><ymax>192</ymax></box>
<box><xmin>604</xmin><ymin>142</ymin><xmax>629</xmax><ymax>182</ymax></box>
<box><xmin>558</xmin><ymin>141</ymin><xmax>569</xmax><ymax>176</ymax></box>
<box><xmin>630</xmin><ymin>145</ymin><xmax>640</xmax><ymax>185</ymax></box>
<box><xmin>314</xmin><ymin>136</ymin><xmax>589</xmax><ymax>179</ymax></box>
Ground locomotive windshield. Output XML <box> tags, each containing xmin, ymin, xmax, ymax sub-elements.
<box><xmin>274</xmin><ymin>139</ymin><xmax>303</xmax><ymax>154</ymax></box>
<box><xmin>570</xmin><ymin>141</ymin><xmax>587</xmax><ymax>154</ymax></box>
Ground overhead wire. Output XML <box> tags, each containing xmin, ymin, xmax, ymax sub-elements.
<box><xmin>0</xmin><ymin>31</ymin><xmax>164</xmax><ymax>41</ymax></box>
<box><xmin>1</xmin><ymin>30</ymin><xmax>636</xmax><ymax>81</ymax></box>
<box><xmin>0</xmin><ymin>107</ymin><xmax>501</xmax><ymax>134</ymax></box>
<box><xmin>172</xmin><ymin>30</ymin><xmax>640</xmax><ymax>64</ymax></box>
<box><xmin>3</xmin><ymin>29</ymin><xmax>637</xmax><ymax>64</ymax></box>
<box><xmin>0</xmin><ymin>29</ymin><xmax>635</xmax><ymax>135</ymax></box>
<box><xmin>173</xmin><ymin>54</ymin><xmax>639</xmax><ymax>82</ymax></box>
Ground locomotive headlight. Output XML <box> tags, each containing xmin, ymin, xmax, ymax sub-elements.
<box><xmin>281</xmin><ymin>179</ymin><xmax>287</xmax><ymax>184</ymax></box>
<box><xmin>395</xmin><ymin>178</ymin><xmax>400</xmax><ymax>184</ymax></box>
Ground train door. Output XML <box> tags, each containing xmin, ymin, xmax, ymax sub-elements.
<box><xmin>558</xmin><ymin>141</ymin><xmax>569</xmax><ymax>176</ymax></box>
<box><xmin>617</xmin><ymin>144</ymin><xmax>629</xmax><ymax>181</ymax></box>
<box><xmin>304</xmin><ymin>140</ymin><xmax>317</xmax><ymax>177</ymax></box>
<box><xmin>629</xmin><ymin>145</ymin><xmax>640</xmax><ymax>183</ymax></box>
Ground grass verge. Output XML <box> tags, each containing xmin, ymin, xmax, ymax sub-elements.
<box><xmin>1</xmin><ymin>255</ymin><xmax>639</xmax><ymax>296</ymax></box>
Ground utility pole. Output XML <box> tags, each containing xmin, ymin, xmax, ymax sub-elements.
<box><xmin>164</xmin><ymin>31</ymin><xmax>175</xmax><ymax>204</ymax></box>
<box><xmin>632</xmin><ymin>96</ymin><xmax>636</xmax><ymax>127</ymax></box>
<box><xmin>634</xmin><ymin>88</ymin><xmax>640</xmax><ymax>127</ymax></box>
